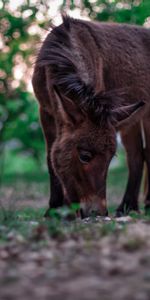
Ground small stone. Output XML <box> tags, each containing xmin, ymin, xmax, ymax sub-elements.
<box><xmin>115</xmin><ymin>216</ymin><xmax>132</xmax><ymax>223</ymax></box>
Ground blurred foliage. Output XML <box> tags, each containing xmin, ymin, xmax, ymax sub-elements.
<box><xmin>1</xmin><ymin>0</ymin><xmax>150</xmax><ymax>173</ymax></box>
<box><xmin>0</xmin><ymin>0</ymin><xmax>50</xmax><ymax>167</ymax></box>
<box><xmin>63</xmin><ymin>0</ymin><xmax>150</xmax><ymax>25</ymax></box>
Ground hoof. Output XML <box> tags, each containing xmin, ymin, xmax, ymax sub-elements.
<box><xmin>115</xmin><ymin>210</ymin><xmax>124</xmax><ymax>218</ymax></box>
<box><xmin>44</xmin><ymin>209</ymin><xmax>51</xmax><ymax>218</ymax></box>
<box><xmin>104</xmin><ymin>209</ymin><xmax>109</xmax><ymax>217</ymax></box>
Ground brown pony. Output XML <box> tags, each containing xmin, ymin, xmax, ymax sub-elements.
<box><xmin>32</xmin><ymin>16</ymin><xmax>150</xmax><ymax>218</ymax></box>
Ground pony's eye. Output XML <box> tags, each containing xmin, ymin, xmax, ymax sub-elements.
<box><xmin>78</xmin><ymin>150</ymin><xmax>93</xmax><ymax>164</ymax></box>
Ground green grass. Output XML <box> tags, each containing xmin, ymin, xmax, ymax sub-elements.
<box><xmin>0</xmin><ymin>208</ymin><xmax>121</xmax><ymax>243</ymax></box>
<box><xmin>0</xmin><ymin>203</ymin><xmax>149</xmax><ymax>243</ymax></box>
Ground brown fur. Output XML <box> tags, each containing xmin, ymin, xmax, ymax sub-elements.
<box><xmin>32</xmin><ymin>16</ymin><xmax>150</xmax><ymax>217</ymax></box>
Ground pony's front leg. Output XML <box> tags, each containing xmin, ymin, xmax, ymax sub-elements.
<box><xmin>40</xmin><ymin>108</ymin><xmax>64</xmax><ymax>217</ymax></box>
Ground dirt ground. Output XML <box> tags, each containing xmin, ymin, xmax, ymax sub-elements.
<box><xmin>1</xmin><ymin>217</ymin><xmax>150</xmax><ymax>300</ymax></box>
<box><xmin>0</xmin><ymin>181</ymin><xmax>149</xmax><ymax>300</ymax></box>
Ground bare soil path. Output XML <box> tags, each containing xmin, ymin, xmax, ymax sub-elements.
<box><xmin>0</xmin><ymin>178</ymin><xmax>149</xmax><ymax>300</ymax></box>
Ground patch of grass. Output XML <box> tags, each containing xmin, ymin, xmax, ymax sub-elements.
<box><xmin>108</xmin><ymin>165</ymin><xmax>127</xmax><ymax>189</ymax></box>
<box><xmin>0</xmin><ymin>205</ymin><xmax>127</xmax><ymax>245</ymax></box>
<box><xmin>2</xmin><ymin>172</ymin><xmax>49</xmax><ymax>185</ymax></box>
<box><xmin>0</xmin><ymin>207</ymin><xmax>45</xmax><ymax>241</ymax></box>
<box><xmin>100</xmin><ymin>220</ymin><xmax>120</xmax><ymax>236</ymax></box>
<box><xmin>0</xmin><ymin>207</ymin><xmax>45</xmax><ymax>223</ymax></box>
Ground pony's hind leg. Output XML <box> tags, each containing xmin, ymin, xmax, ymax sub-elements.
<box><xmin>142</xmin><ymin>119</ymin><xmax>150</xmax><ymax>213</ymax></box>
<box><xmin>116</xmin><ymin>123</ymin><xmax>144</xmax><ymax>217</ymax></box>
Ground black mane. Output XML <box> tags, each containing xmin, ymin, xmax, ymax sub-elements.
<box><xmin>36</xmin><ymin>16</ymin><xmax>127</xmax><ymax>124</ymax></box>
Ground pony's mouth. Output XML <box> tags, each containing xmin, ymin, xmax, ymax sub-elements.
<box><xmin>79</xmin><ymin>195</ymin><xmax>108</xmax><ymax>218</ymax></box>
<box><xmin>63</xmin><ymin>187</ymin><xmax>108</xmax><ymax>219</ymax></box>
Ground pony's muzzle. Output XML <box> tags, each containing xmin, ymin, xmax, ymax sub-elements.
<box><xmin>80</xmin><ymin>196</ymin><xmax>108</xmax><ymax>218</ymax></box>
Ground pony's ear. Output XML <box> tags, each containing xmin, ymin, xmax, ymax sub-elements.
<box><xmin>112</xmin><ymin>100</ymin><xmax>145</xmax><ymax>128</ymax></box>
<box><xmin>90</xmin><ymin>89</ymin><xmax>146</xmax><ymax>127</ymax></box>
<box><xmin>54</xmin><ymin>86</ymin><xmax>85</xmax><ymax>127</ymax></box>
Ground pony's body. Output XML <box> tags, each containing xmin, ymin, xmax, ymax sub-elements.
<box><xmin>32</xmin><ymin>17</ymin><xmax>150</xmax><ymax>217</ymax></box>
